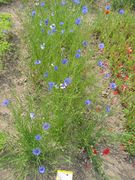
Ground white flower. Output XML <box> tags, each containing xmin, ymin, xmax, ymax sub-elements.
<box><xmin>40</xmin><ymin>43</ymin><xmax>45</xmax><ymax>50</ymax></box>
<box><xmin>50</xmin><ymin>24</ymin><xmax>56</xmax><ymax>30</ymax></box>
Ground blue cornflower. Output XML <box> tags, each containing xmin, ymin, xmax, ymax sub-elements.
<box><xmin>48</xmin><ymin>82</ymin><xmax>55</xmax><ymax>90</ymax></box>
<box><xmin>119</xmin><ymin>9</ymin><xmax>124</xmax><ymax>14</ymax></box>
<box><xmin>30</xmin><ymin>112</ymin><xmax>35</xmax><ymax>120</ymax></box>
<box><xmin>61</xmin><ymin>0</ymin><xmax>66</xmax><ymax>6</ymax></box>
<box><xmin>82</xmin><ymin>40</ymin><xmax>88</xmax><ymax>47</ymax></box>
<box><xmin>50</xmin><ymin>24</ymin><xmax>56</xmax><ymax>30</ymax></box>
<box><xmin>44</xmin><ymin>72</ymin><xmax>48</xmax><ymax>78</ymax></box>
<box><xmin>59</xmin><ymin>22</ymin><xmax>64</xmax><ymax>25</ymax></box>
<box><xmin>31</xmin><ymin>10</ymin><xmax>36</xmax><ymax>17</ymax></box>
<box><xmin>39</xmin><ymin>166</ymin><xmax>46</xmax><ymax>174</ymax></box>
<box><xmin>35</xmin><ymin>135</ymin><xmax>42</xmax><ymax>141</ymax></box>
<box><xmin>85</xmin><ymin>100</ymin><xmax>92</xmax><ymax>105</ymax></box>
<box><xmin>32</xmin><ymin>148</ymin><xmax>41</xmax><ymax>156</ymax></box>
<box><xmin>48</xmin><ymin>30</ymin><xmax>52</xmax><ymax>35</ymax></box>
<box><xmin>77</xmin><ymin>49</ymin><xmax>81</xmax><ymax>53</ymax></box>
<box><xmin>54</xmin><ymin>66</ymin><xmax>58</xmax><ymax>71</ymax></box>
<box><xmin>73</xmin><ymin>0</ymin><xmax>80</xmax><ymax>4</ymax></box>
<box><xmin>110</xmin><ymin>82</ymin><xmax>117</xmax><ymax>90</ymax></box>
<box><xmin>82</xmin><ymin>6</ymin><xmax>88</xmax><ymax>14</ymax></box>
<box><xmin>62</xmin><ymin>59</ymin><xmax>68</xmax><ymax>64</ymax></box>
<box><xmin>34</xmin><ymin>60</ymin><xmax>41</xmax><ymax>65</ymax></box>
<box><xmin>75</xmin><ymin>18</ymin><xmax>81</xmax><ymax>25</ymax></box>
<box><xmin>104</xmin><ymin>73</ymin><xmax>111</xmax><ymax>79</ymax></box>
<box><xmin>40</xmin><ymin>2</ymin><xmax>45</xmax><ymax>7</ymax></box>
<box><xmin>60</xmin><ymin>83</ymin><xmax>66</xmax><ymax>89</ymax></box>
<box><xmin>105</xmin><ymin>5</ymin><xmax>111</xmax><ymax>10</ymax></box>
<box><xmin>69</xmin><ymin>29</ymin><xmax>74</xmax><ymax>33</ymax></box>
<box><xmin>98</xmin><ymin>43</ymin><xmax>105</xmax><ymax>49</ymax></box>
<box><xmin>52</xmin><ymin>28</ymin><xmax>56</xmax><ymax>33</ymax></box>
<box><xmin>75</xmin><ymin>53</ymin><xmax>81</xmax><ymax>58</ymax></box>
<box><xmin>106</xmin><ymin>105</ymin><xmax>111</xmax><ymax>112</ymax></box>
<box><xmin>64</xmin><ymin>77</ymin><xmax>72</xmax><ymax>86</ymax></box>
<box><xmin>97</xmin><ymin>60</ymin><xmax>103</xmax><ymax>67</ymax></box>
<box><xmin>41</xmin><ymin>29</ymin><xmax>45</xmax><ymax>33</ymax></box>
<box><xmin>1</xmin><ymin>99</ymin><xmax>10</xmax><ymax>106</ymax></box>
<box><xmin>45</xmin><ymin>18</ymin><xmax>49</xmax><ymax>26</ymax></box>
<box><xmin>43</xmin><ymin>122</ymin><xmax>50</xmax><ymax>130</ymax></box>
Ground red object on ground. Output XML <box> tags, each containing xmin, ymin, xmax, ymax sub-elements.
<box><xmin>93</xmin><ymin>148</ymin><xmax>98</xmax><ymax>155</ymax></box>
<box><xmin>127</xmin><ymin>47</ymin><xmax>133</xmax><ymax>54</ymax></box>
<box><xmin>102</xmin><ymin>148</ymin><xmax>110</xmax><ymax>155</ymax></box>
<box><xmin>122</xmin><ymin>85</ymin><xmax>128</xmax><ymax>91</ymax></box>
<box><xmin>124</xmin><ymin>75</ymin><xmax>129</xmax><ymax>81</ymax></box>
<box><xmin>113</xmin><ymin>90</ymin><xmax>119</xmax><ymax>95</ymax></box>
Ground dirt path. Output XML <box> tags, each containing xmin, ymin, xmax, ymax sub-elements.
<box><xmin>0</xmin><ymin>0</ymin><xmax>28</xmax><ymax>134</ymax></box>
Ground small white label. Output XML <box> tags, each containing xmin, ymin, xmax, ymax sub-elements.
<box><xmin>56</xmin><ymin>170</ymin><xmax>73</xmax><ymax>180</ymax></box>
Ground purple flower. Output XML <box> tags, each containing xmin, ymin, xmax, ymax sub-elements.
<box><xmin>85</xmin><ymin>100</ymin><xmax>91</xmax><ymax>105</ymax></box>
<box><xmin>61</xmin><ymin>0</ymin><xmax>66</xmax><ymax>6</ymax></box>
<box><xmin>60</xmin><ymin>83</ymin><xmax>66</xmax><ymax>89</ymax></box>
<box><xmin>32</xmin><ymin>148</ymin><xmax>41</xmax><ymax>156</ymax></box>
<box><xmin>105</xmin><ymin>5</ymin><xmax>111</xmax><ymax>10</ymax></box>
<box><xmin>42</xmin><ymin>28</ymin><xmax>45</xmax><ymax>32</ymax></box>
<box><xmin>77</xmin><ymin>49</ymin><xmax>81</xmax><ymax>53</ymax></box>
<box><xmin>64</xmin><ymin>77</ymin><xmax>72</xmax><ymax>86</ymax></box>
<box><xmin>48</xmin><ymin>30</ymin><xmax>52</xmax><ymax>35</ymax></box>
<box><xmin>69</xmin><ymin>29</ymin><xmax>74</xmax><ymax>33</ymax></box>
<box><xmin>73</xmin><ymin>0</ymin><xmax>80</xmax><ymax>4</ymax></box>
<box><xmin>39</xmin><ymin>166</ymin><xmax>46</xmax><ymax>174</ymax></box>
<box><xmin>31</xmin><ymin>10</ymin><xmax>36</xmax><ymax>17</ymax></box>
<box><xmin>110</xmin><ymin>83</ymin><xmax>117</xmax><ymax>90</ymax></box>
<box><xmin>98</xmin><ymin>43</ymin><xmax>104</xmax><ymax>49</ymax></box>
<box><xmin>59</xmin><ymin>22</ymin><xmax>64</xmax><ymax>25</ymax></box>
<box><xmin>48</xmin><ymin>82</ymin><xmax>55</xmax><ymax>90</ymax></box>
<box><xmin>54</xmin><ymin>66</ymin><xmax>58</xmax><ymax>71</ymax></box>
<box><xmin>45</xmin><ymin>18</ymin><xmax>49</xmax><ymax>26</ymax></box>
<box><xmin>119</xmin><ymin>9</ymin><xmax>124</xmax><ymax>14</ymax></box>
<box><xmin>30</xmin><ymin>112</ymin><xmax>35</xmax><ymax>120</ymax></box>
<box><xmin>1</xmin><ymin>99</ymin><xmax>10</xmax><ymax>106</ymax></box>
<box><xmin>62</xmin><ymin>59</ymin><xmax>68</xmax><ymax>64</ymax></box>
<box><xmin>82</xmin><ymin>6</ymin><xmax>88</xmax><ymax>14</ymax></box>
<box><xmin>82</xmin><ymin>40</ymin><xmax>88</xmax><ymax>47</ymax></box>
<box><xmin>44</xmin><ymin>72</ymin><xmax>48</xmax><ymax>78</ymax></box>
<box><xmin>104</xmin><ymin>73</ymin><xmax>111</xmax><ymax>79</ymax></box>
<box><xmin>35</xmin><ymin>135</ymin><xmax>42</xmax><ymax>141</ymax></box>
<box><xmin>43</xmin><ymin>122</ymin><xmax>50</xmax><ymax>130</ymax></box>
<box><xmin>97</xmin><ymin>60</ymin><xmax>103</xmax><ymax>67</ymax></box>
<box><xmin>40</xmin><ymin>2</ymin><xmax>45</xmax><ymax>7</ymax></box>
<box><xmin>106</xmin><ymin>105</ymin><xmax>110</xmax><ymax>112</ymax></box>
<box><xmin>75</xmin><ymin>18</ymin><xmax>81</xmax><ymax>25</ymax></box>
<box><xmin>75</xmin><ymin>53</ymin><xmax>81</xmax><ymax>58</ymax></box>
<box><xmin>34</xmin><ymin>60</ymin><xmax>41</xmax><ymax>65</ymax></box>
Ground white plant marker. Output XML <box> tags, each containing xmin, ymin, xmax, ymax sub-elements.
<box><xmin>56</xmin><ymin>170</ymin><xmax>73</xmax><ymax>180</ymax></box>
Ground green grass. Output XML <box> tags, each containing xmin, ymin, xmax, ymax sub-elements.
<box><xmin>0</xmin><ymin>13</ymin><xmax>12</xmax><ymax>69</ymax></box>
<box><xmin>112</xmin><ymin>0</ymin><xmax>135</xmax><ymax>10</ymax></box>
<box><xmin>0</xmin><ymin>132</ymin><xmax>7</xmax><ymax>151</ymax></box>
<box><xmin>90</xmin><ymin>9</ymin><xmax>135</xmax><ymax>155</ymax></box>
<box><xmin>0</xmin><ymin>0</ymin><xmax>12</xmax><ymax>5</ymax></box>
<box><xmin>0</xmin><ymin>1</ymin><xmax>108</xmax><ymax>179</ymax></box>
